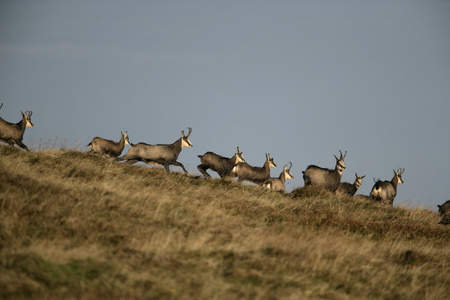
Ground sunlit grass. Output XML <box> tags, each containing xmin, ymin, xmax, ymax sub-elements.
<box><xmin>0</xmin><ymin>144</ymin><xmax>449</xmax><ymax>299</ymax></box>
<box><xmin>25</xmin><ymin>136</ymin><xmax>85</xmax><ymax>152</ymax></box>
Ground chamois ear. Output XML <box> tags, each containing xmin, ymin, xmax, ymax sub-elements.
<box><xmin>438</xmin><ymin>205</ymin><xmax>441</xmax><ymax>209</ymax></box>
<box><xmin>334</xmin><ymin>155</ymin><xmax>339</xmax><ymax>161</ymax></box>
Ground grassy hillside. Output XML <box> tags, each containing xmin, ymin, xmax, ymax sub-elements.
<box><xmin>0</xmin><ymin>145</ymin><xmax>449</xmax><ymax>300</ymax></box>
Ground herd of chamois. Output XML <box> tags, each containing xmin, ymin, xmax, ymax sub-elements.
<box><xmin>0</xmin><ymin>104</ymin><xmax>449</xmax><ymax>224</ymax></box>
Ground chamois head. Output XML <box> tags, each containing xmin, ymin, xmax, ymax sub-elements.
<box><xmin>284</xmin><ymin>162</ymin><xmax>294</xmax><ymax>180</ymax></box>
<box><xmin>334</xmin><ymin>150</ymin><xmax>347</xmax><ymax>174</ymax></box>
<box><xmin>354</xmin><ymin>173</ymin><xmax>365</xmax><ymax>189</ymax></box>
<box><xmin>181</xmin><ymin>127</ymin><xmax>193</xmax><ymax>149</ymax></box>
<box><xmin>21</xmin><ymin>110</ymin><xmax>33</xmax><ymax>128</ymax></box>
<box><xmin>266</xmin><ymin>153</ymin><xmax>277</xmax><ymax>169</ymax></box>
<box><xmin>394</xmin><ymin>168</ymin><xmax>405</xmax><ymax>185</ymax></box>
<box><xmin>235</xmin><ymin>146</ymin><xmax>245</xmax><ymax>163</ymax></box>
<box><xmin>122</xmin><ymin>131</ymin><xmax>131</xmax><ymax>146</ymax></box>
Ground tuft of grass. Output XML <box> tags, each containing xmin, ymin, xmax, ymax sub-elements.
<box><xmin>0</xmin><ymin>144</ymin><xmax>449</xmax><ymax>299</ymax></box>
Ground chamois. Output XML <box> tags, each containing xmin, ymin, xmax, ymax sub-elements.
<box><xmin>354</xmin><ymin>194</ymin><xmax>373</xmax><ymax>202</ymax></box>
<box><xmin>233</xmin><ymin>153</ymin><xmax>276</xmax><ymax>185</ymax></box>
<box><xmin>197</xmin><ymin>146</ymin><xmax>245</xmax><ymax>178</ymax></box>
<box><xmin>370</xmin><ymin>168</ymin><xmax>405</xmax><ymax>205</ymax></box>
<box><xmin>302</xmin><ymin>150</ymin><xmax>347</xmax><ymax>191</ymax></box>
<box><xmin>117</xmin><ymin>127</ymin><xmax>193</xmax><ymax>174</ymax></box>
<box><xmin>0</xmin><ymin>107</ymin><xmax>33</xmax><ymax>151</ymax></box>
<box><xmin>88</xmin><ymin>131</ymin><xmax>131</xmax><ymax>158</ymax></box>
<box><xmin>336</xmin><ymin>173</ymin><xmax>365</xmax><ymax>197</ymax></box>
<box><xmin>263</xmin><ymin>162</ymin><xmax>294</xmax><ymax>192</ymax></box>
<box><xmin>437</xmin><ymin>200</ymin><xmax>450</xmax><ymax>225</ymax></box>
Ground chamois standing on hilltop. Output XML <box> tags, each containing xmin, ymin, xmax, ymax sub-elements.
<box><xmin>336</xmin><ymin>173</ymin><xmax>365</xmax><ymax>197</ymax></box>
<box><xmin>437</xmin><ymin>200</ymin><xmax>450</xmax><ymax>225</ymax></box>
<box><xmin>0</xmin><ymin>104</ymin><xmax>33</xmax><ymax>151</ymax></box>
<box><xmin>117</xmin><ymin>127</ymin><xmax>193</xmax><ymax>174</ymax></box>
<box><xmin>369</xmin><ymin>168</ymin><xmax>405</xmax><ymax>205</ymax></box>
<box><xmin>302</xmin><ymin>150</ymin><xmax>347</xmax><ymax>192</ymax></box>
<box><xmin>88</xmin><ymin>131</ymin><xmax>131</xmax><ymax>158</ymax></box>
<box><xmin>233</xmin><ymin>153</ymin><xmax>277</xmax><ymax>185</ymax></box>
<box><xmin>263</xmin><ymin>162</ymin><xmax>294</xmax><ymax>192</ymax></box>
<box><xmin>198</xmin><ymin>146</ymin><xmax>245</xmax><ymax>178</ymax></box>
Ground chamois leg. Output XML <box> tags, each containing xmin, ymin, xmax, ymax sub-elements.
<box><xmin>15</xmin><ymin>141</ymin><xmax>29</xmax><ymax>151</ymax></box>
<box><xmin>173</xmin><ymin>161</ymin><xmax>189</xmax><ymax>174</ymax></box>
<box><xmin>163</xmin><ymin>163</ymin><xmax>171</xmax><ymax>173</ymax></box>
<box><xmin>1</xmin><ymin>138</ymin><xmax>15</xmax><ymax>147</ymax></box>
<box><xmin>197</xmin><ymin>164</ymin><xmax>211</xmax><ymax>178</ymax></box>
<box><xmin>119</xmin><ymin>157</ymin><xmax>139</xmax><ymax>164</ymax></box>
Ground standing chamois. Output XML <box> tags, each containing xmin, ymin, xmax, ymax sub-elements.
<box><xmin>0</xmin><ymin>105</ymin><xmax>33</xmax><ymax>151</ymax></box>
<box><xmin>263</xmin><ymin>162</ymin><xmax>294</xmax><ymax>192</ymax></box>
<box><xmin>233</xmin><ymin>153</ymin><xmax>277</xmax><ymax>185</ymax></box>
<box><xmin>370</xmin><ymin>168</ymin><xmax>405</xmax><ymax>205</ymax></box>
<box><xmin>117</xmin><ymin>127</ymin><xmax>193</xmax><ymax>174</ymax></box>
<box><xmin>302</xmin><ymin>150</ymin><xmax>347</xmax><ymax>191</ymax></box>
<box><xmin>88</xmin><ymin>131</ymin><xmax>131</xmax><ymax>158</ymax></box>
<box><xmin>197</xmin><ymin>146</ymin><xmax>245</xmax><ymax>178</ymax></box>
<box><xmin>336</xmin><ymin>173</ymin><xmax>365</xmax><ymax>197</ymax></box>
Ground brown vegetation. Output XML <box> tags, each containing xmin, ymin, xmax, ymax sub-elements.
<box><xmin>0</xmin><ymin>144</ymin><xmax>449</xmax><ymax>299</ymax></box>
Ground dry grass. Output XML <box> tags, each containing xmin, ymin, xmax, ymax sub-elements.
<box><xmin>0</xmin><ymin>144</ymin><xmax>449</xmax><ymax>299</ymax></box>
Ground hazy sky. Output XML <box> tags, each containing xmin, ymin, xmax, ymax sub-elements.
<box><xmin>1</xmin><ymin>0</ymin><xmax>449</xmax><ymax>210</ymax></box>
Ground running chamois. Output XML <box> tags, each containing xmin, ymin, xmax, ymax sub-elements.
<box><xmin>88</xmin><ymin>131</ymin><xmax>131</xmax><ymax>158</ymax></box>
<box><xmin>0</xmin><ymin>104</ymin><xmax>34</xmax><ymax>151</ymax></box>
<box><xmin>197</xmin><ymin>146</ymin><xmax>245</xmax><ymax>178</ymax></box>
<box><xmin>233</xmin><ymin>153</ymin><xmax>276</xmax><ymax>185</ymax></box>
<box><xmin>117</xmin><ymin>127</ymin><xmax>193</xmax><ymax>174</ymax></box>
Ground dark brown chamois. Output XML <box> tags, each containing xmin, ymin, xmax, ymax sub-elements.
<box><xmin>117</xmin><ymin>127</ymin><xmax>193</xmax><ymax>174</ymax></box>
<box><xmin>370</xmin><ymin>168</ymin><xmax>405</xmax><ymax>205</ymax></box>
<box><xmin>0</xmin><ymin>106</ymin><xmax>33</xmax><ymax>151</ymax></box>
<box><xmin>437</xmin><ymin>200</ymin><xmax>450</xmax><ymax>225</ymax></box>
<box><xmin>198</xmin><ymin>146</ymin><xmax>245</xmax><ymax>178</ymax></box>
<box><xmin>336</xmin><ymin>173</ymin><xmax>365</xmax><ymax>197</ymax></box>
<box><xmin>302</xmin><ymin>150</ymin><xmax>347</xmax><ymax>191</ymax></box>
<box><xmin>263</xmin><ymin>162</ymin><xmax>294</xmax><ymax>192</ymax></box>
<box><xmin>88</xmin><ymin>131</ymin><xmax>131</xmax><ymax>158</ymax></box>
<box><xmin>233</xmin><ymin>153</ymin><xmax>277</xmax><ymax>185</ymax></box>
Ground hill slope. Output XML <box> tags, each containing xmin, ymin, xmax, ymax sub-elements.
<box><xmin>0</xmin><ymin>145</ymin><xmax>449</xmax><ymax>299</ymax></box>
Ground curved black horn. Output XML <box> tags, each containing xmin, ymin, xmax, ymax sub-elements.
<box><xmin>288</xmin><ymin>162</ymin><xmax>292</xmax><ymax>171</ymax></box>
<box><xmin>186</xmin><ymin>127</ymin><xmax>192</xmax><ymax>138</ymax></box>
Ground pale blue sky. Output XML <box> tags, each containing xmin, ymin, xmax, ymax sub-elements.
<box><xmin>1</xmin><ymin>0</ymin><xmax>449</xmax><ymax>210</ymax></box>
